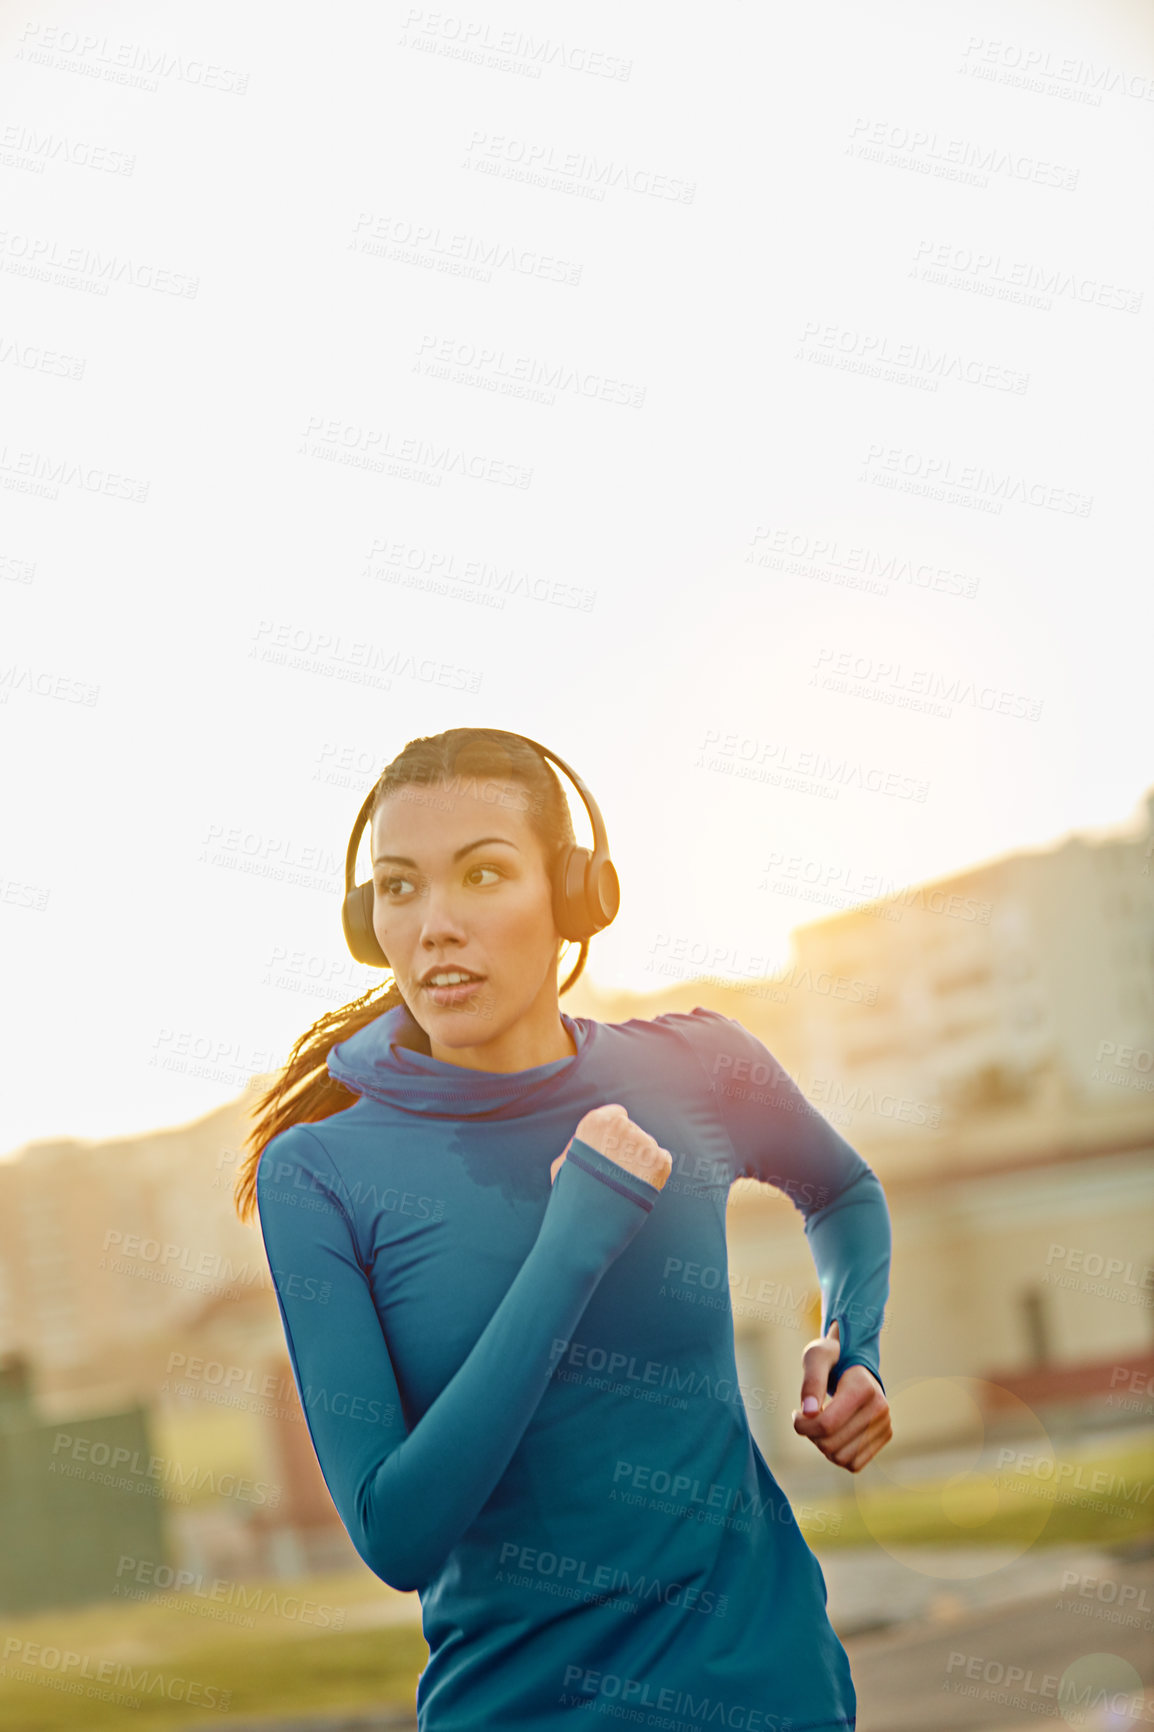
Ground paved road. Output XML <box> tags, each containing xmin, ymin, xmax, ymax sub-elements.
<box><xmin>846</xmin><ymin>1544</ymin><xmax>1154</xmax><ymax>1731</ymax></box>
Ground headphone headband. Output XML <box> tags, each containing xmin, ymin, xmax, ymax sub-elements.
<box><xmin>340</xmin><ymin>730</ymin><xmax>620</xmax><ymax>978</ymax></box>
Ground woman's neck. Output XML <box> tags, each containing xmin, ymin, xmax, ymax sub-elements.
<box><xmin>427</xmin><ymin>1009</ymin><xmax>576</xmax><ymax>1073</ymax></box>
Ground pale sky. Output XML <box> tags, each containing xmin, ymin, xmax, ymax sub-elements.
<box><xmin>2</xmin><ymin>0</ymin><xmax>1151</xmax><ymax>1155</ymax></box>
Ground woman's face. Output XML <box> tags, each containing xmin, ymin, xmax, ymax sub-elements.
<box><xmin>369</xmin><ymin>775</ymin><xmax>567</xmax><ymax>1065</ymax></box>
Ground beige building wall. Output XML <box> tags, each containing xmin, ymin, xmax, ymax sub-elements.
<box><xmin>724</xmin><ymin>1141</ymin><xmax>1152</xmax><ymax>1470</ymax></box>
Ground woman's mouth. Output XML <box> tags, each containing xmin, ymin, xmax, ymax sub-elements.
<box><xmin>423</xmin><ymin>971</ymin><xmax>486</xmax><ymax>1007</ymax></box>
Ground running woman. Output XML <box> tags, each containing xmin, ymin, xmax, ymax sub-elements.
<box><xmin>237</xmin><ymin>726</ymin><xmax>893</xmax><ymax>1731</ymax></box>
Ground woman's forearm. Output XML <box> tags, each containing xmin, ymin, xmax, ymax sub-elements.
<box><xmin>258</xmin><ymin>1127</ymin><xmax>659</xmax><ymax>1593</ymax></box>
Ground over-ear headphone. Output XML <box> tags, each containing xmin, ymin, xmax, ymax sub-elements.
<box><xmin>341</xmin><ymin>730</ymin><xmax>621</xmax><ymax>970</ymax></box>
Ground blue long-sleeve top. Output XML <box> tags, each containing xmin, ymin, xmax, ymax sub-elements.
<box><xmin>256</xmin><ymin>1002</ymin><xmax>891</xmax><ymax>1732</ymax></box>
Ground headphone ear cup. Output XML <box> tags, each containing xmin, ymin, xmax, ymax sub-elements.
<box><xmin>342</xmin><ymin>881</ymin><xmax>389</xmax><ymax>967</ymax></box>
<box><xmin>552</xmin><ymin>847</ymin><xmax>620</xmax><ymax>940</ymax></box>
<box><xmin>592</xmin><ymin>855</ymin><xmax>620</xmax><ymax>926</ymax></box>
<box><xmin>553</xmin><ymin>846</ymin><xmax>590</xmax><ymax>940</ymax></box>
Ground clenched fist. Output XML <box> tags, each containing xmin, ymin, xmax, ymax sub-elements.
<box><xmin>551</xmin><ymin>1104</ymin><xmax>673</xmax><ymax>1192</ymax></box>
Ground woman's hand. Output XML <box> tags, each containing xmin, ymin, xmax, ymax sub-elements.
<box><xmin>550</xmin><ymin>1104</ymin><xmax>673</xmax><ymax>1192</ymax></box>
<box><xmin>791</xmin><ymin>1320</ymin><xmax>892</xmax><ymax>1472</ymax></box>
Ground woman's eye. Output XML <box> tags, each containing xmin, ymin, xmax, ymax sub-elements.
<box><xmin>376</xmin><ymin>867</ymin><xmax>501</xmax><ymax>896</ymax></box>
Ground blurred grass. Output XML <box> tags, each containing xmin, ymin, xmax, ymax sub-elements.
<box><xmin>797</xmin><ymin>1438</ymin><xmax>1154</xmax><ymax>1548</ymax></box>
<box><xmin>0</xmin><ymin>1625</ymin><xmax>427</xmax><ymax>1730</ymax></box>
<box><xmin>0</xmin><ymin>1564</ymin><xmax>426</xmax><ymax>1730</ymax></box>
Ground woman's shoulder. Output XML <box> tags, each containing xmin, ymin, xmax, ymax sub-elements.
<box><xmin>256</xmin><ymin>1120</ymin><xmax>336</xmax><ymax>1191</ymax></box>
<box><xmin>589</xmin><ymin>1003</ymin><xmax>740</xmax><ymax>1044</ymax></box>
<box><xmin>256</xmin><ymin>1111</ymin><xmax>364</xmax><ymax>1196</ymax></box>
<box><xmin>584</xmin><ymin>1003</ymin><xmax>757</xmax><ymax>1071</ymax></box>
<box><xmin>256</xmin><ymin>1101</ymin><xmax>416</xmax><ymax>1195</ymax></box>
<box><xmin>590</xmin><ymin>1003</ymin><xmax>783</xmax><ymax>1081</ymax></box>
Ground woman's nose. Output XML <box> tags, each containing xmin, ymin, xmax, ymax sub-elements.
<box><xmin>418</xmin><ymin>885</ymin><xmax>468</xmax><ymax>942</ymax></box>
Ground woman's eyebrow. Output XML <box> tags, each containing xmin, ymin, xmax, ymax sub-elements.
<box><xmin>372</xmin><ymin>837</ymin><xmax>521</xmax><ymax>868</ymax></box>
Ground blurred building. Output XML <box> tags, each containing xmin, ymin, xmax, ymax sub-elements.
<box><xmin>0</xmin><ymin>1351</ymin><xmax>168</xmax><ymax>1614</ymax></box>
<box><xmin>572</xmin><ymin>787</ymin><xmax>1154</xmax><ymax>1466</ymax></box>
<box><xmin>0</xmin><ymin>1099</ymin><xmax>275</xmax><ymax>1410</ymax></box>
<box><xmin>0</xmin><ymin>1099</ymin><xmax>327</xmax><ymax>1589</ymax></box>
<box><xmin>775</xmin><ymin>786</ymin><xmax>1154</xmax><ymax>1461</ymax></box>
